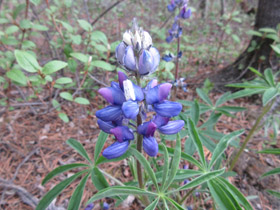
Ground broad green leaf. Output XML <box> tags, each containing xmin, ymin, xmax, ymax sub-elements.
<box><xmin>209</xmin><ymin>130</ymin><xmax>244</xmax><ymax>168</ymax></box>
<box><xmin>60</xmin><ymin>92</ymin><xmax>73</xmax><ymax>101</ymax></box>
<box><xmin>77</xmin><ymin>19</ymin><xmax>92</xmax><ymax>32</ymax></box>
<box><xmin>57</xmin><ymin>20</ymin><xmax>73</xmax><ymax>33</ymax></box>
<box><xmin>259</xmin><ymin>28</ymin><xmax>277</xmax><ymax>34</ymax></box>
<box><xmin>172</xmin><ymin>168</ymin><xmax>225</xmax><ymax>192</ymax></box>
<box><xmin>232</xmin><ymin>34</ymin><xmax>240</xmax><ymax>43</ymax></box>
<box><xmin>12</xmin><ymin>4</ymin><xmax>25</xmax><ymax>19</ymax></box>
<box><xmin>91</xmin><ymin>30</ymin><xmax>108</xmax><ymax>45</ymax></box>
<box><xmin>164</xmin><ymin>133</ymin><xmax>181</xmax><ymax>191</ymax></box>
<box><xmin>66</xmin><ymin>138</ymin><xmax>92</xmax><ymax>163</ymax></box>
<box><xmin>208</xmin><ymin>180</ymin><xmax>237</xmax><ymax>210</ymax></box>
<box><xmin>20</xmin><ymin>19</ymin><xmax>31</xmax><ymax>29</ymax></box>
<box><xmin>165</xmin><ymin>197</ymin><xmax>184</xmax><ymax>210</ymax></box>
<box><xmin>15</xmin><ymin>50</ymin><xmax>41</xmax><ymax>73</ymax></box>
<box><xmin>191</xmin><ymin>100</ymin><xmax>200</xmax><ymax>125</ymax></box>
<box><xmin>70</xmin><ymin>52</ymin><xmax>88</xmax><ymax>63</ymax></box>
<box><xmin>42</xmin><ymin>163</ymin><xmax>89</xmax><ymax>185</ymax></box>
<box><xmin>6</xmin><ymin>69</ymin><xmax>27</xmax><ymax>86</ymax></box>
<box><xmin>43</xmin><ymin>60</ymin><xmax>68</xmax><ymax>75</ymax></box>
<box><xmin>246</xmin><ymin>30</ymin><xmax>262</xmax><ymax>37</ymax></box>
<box><xmin>160</xmin><ymin>143</ymin><xmax>169</xmax><ymax>191</ymax></box>
<box><xmin>215</xmin><ymin>92</ymin><xmax>231</xmax><ymax>107</ymax></box>
<box><xmin>36</xmin><ymin>170</ymin><xmax>88</xmax><ymax>210</ymax></box>
<box><xmin>86</xmin><ymin>186</ymin><xmax>156</xmax><ymax>204</ymax></box>
<box><xmin>262</xmin><ymin>87</ymin><xmax>278</xmax><ymax>106</ymax></box>
<box><xmin>261</xmin><ymin>167</ymin><xmax>280</xmax><ymax>178</ymax></box>
<box><xmin>5</xmin><ymin>25</ymin><xmax>19</xmax><ymax>34</ymax></box>
<box><xmin>58</xmin><ymin>112</ymin><xmax>69</xmax><ymax>123</ymax></box>
<box><xmin>94</xmin><ymin>131</ymin><xmax>108</xmax><ymax>163</ymax></box>
<box><xmin>187</xmin><ymin>118</ymin><xmax>206</xmax><ymax>167</ymax></box>
<box><xmin>74</xmin><ymin>97</ymin><xmax>90</xmax><ymax>105</ymax></box>
<box><xmin>128</xmin><ymin>148</ymin><xmax>159</xmax><ymax>191</ymax></box>
<box><xmin>92</xmin><ymin>60</ymin><xmax>115</xmax><ymax>71</ymax></box>
<box><xmin>266</xmin><ymin>190</ymin><xmax>280</xmax><ymax>199</ymax></box>
<box><xmin>91</xmin><ymin>167</ymin><xmax>109</xmax><ymax>190</ymax></box>
<box><xmin>68</xmin><ymin>173</ymin><xmax>89</xmax><ymax>210</ymax></box>
<box><xmin>264</xmin><ymin>68</ymin><xmax>275</xmax><ymax>86</ymax></box>
<box><xmin>271</xmin><ymin>45</ymin><xmax>280</xmax><ymax>54</ymax></box>
<box><xmin>32</xmin><ymin>24</ymin><xmax>49</xmax><ymax>31</ymax></box>
<box><xmin>196</xmin><ymin>88</ymin><xmax>213</xmax><ymax>106</ymax></box>
<box><xmin>145</xmin><ymin>197</ymin><xmax>159</xmax><ymax>210</ymax></box>
<box><xmin>257</xmin><ymin>148</ymin><xmax>280</xmax><ymax>155</ymax></box>
<box><xmin>55</xmin><ymin>77</ymin><xmax>72</xmax><ymax>84</ymax></box>
<box><xmin>218</xmin><ymin>177</ymin><xmax>253</xmax><ymax>210</ymax></box>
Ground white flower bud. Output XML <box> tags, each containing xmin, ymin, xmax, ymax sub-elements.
<box><xmin>123</xmin><ymin>79</ymin><xmax>136</xmax><ymax>101</ymax></box>
<box><xmin>142</xmin><ymin>31</ymin><xmax>152</xmax><ymax>49</ymax></box>
<box><xmin>133</xmin><ymin>31</ymin><xmax>142</xmax><ymax>50</ymax></box>
<box><xmin>123</xmin><ymin>31</ymin><xmax>132</xmax><ymax>46</ymax></box>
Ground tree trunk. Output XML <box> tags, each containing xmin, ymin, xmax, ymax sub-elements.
<box><xmin>211</xmin><ymin>0</ymin><xmax>280</xmax><ymax>90</ymax></box>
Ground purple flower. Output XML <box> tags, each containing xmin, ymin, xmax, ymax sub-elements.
<box><xmin>103</xmin><ymin>141</ymin><xmax>130</xmax><ymax>159</ymax></box>
<box><xmin>153</xmin><ymin>101</ymin><xmax>182</xmax><ymax>117</ymax></box>
<box><xmin>123</xmin><ymin>46</ymin><xmax>137</xmax><ymax>72</ymax></box>
<box><xmin>146</xmin><ymin>83</ymin><xmax>172</xmax><ymax>105</ymax></box>
<box><xmin>179</xmin><ymin>6</ymin><xmax>191</xmax><ymax>19</ymax></box>
<box><xmin>162</xmin><ymin>53</ymin><xmax>173</xmax><ymax>62</ymax></box>
<box><xmin>137</xmin><ymin>121</ymin><xmax>157</xmax><ymax>137</ymax></box>
<box><xmin>103</xmin><ymin>202</ymin><xmax>109</xmax><ymax>210</ymax></box>
<box><xmin>110</xmin><ymin>126</ymin><xmax>134</xmax><ymax>142</ymax></box>
<box><xmin>143</xmin><ymin>136</ymin><xmax>158</xmax><ymax>157</ymax></box>
<box><xmin>158</xmin><ymin>120</ymin><xmax>184</xmax><ymax>135</ymax></box>
<box><xmin>96</xmin><ymin>105</ymin><xmax>122</xmax><ymax>122</ymax></box>
<box><xmin>84</xmin><ymin>203</ymin><xmax>94</xmax><ymax>210</ymax></box>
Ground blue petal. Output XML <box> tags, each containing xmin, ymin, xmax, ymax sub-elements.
<box><xmin>102</xmin><ymin>141</ymin><xmax>130</xmax><ymax>159</ymax></box>
<box><xmin>84</xmin><ymin>203</ymin><xmax>94</xmax><ymax>210</ymax></box>
<box><xmin>133</xmin><ymin>83</ymin><xmax>144</xmax><ymax>101</ymax></box>
<box><xmin>115</xmin><ymin>42</ymin><xmax>126</xmax><ymax>65</ymax></box>
<box><xmin>139</xmin><ymin>50</ymin><xmax>154</xmax><ymax>75</ymax></box>
<box><xmin>153</xmin><ymin>101</ymin><xmax>182</xmax><ymax>117</ymax></box>
<box><xmin>166</xmin><ymin>35</ymin><xmax>174</xmax><ymax>43</ymax></box>
<box><xmin>122</xmin><ymin>100</ymin><xmax>139</xmax><ymax>119</ymax></box>
<box><xmin>143</xmin><ymin>136</ymin><xmax>158</xmax><ymax>157</ymax></box>
<box><xmin>153</xmin><ymin>115</ymin><xmax>170</xmax><ymax>127</ymax></box>
<box><xmin>110</xmin><ymin>126</ymin><xmax>134</xmax><ymax>142</ymax></box>
<box><xmin>158</xmin><ymin>120</ymin><xmax>184</xmax><ymax>135</ymax></box>
<box><xmin>118</xmin><ymin>71</ymin><xmax>128</xmax><ymax>91</ymax></box>
<box><xmin>137</xmin><ymin>121</ymin><xmax>157</xmax><ymax>137</ymax></box>
<box><xmin>123</xmin><ymin>46</ymin><xmax>137</xmax><ymax>71</ymax></box>
<box><xmin>97</xmin><ymin>119</ymin><xmax>115</xmax><ymax>134</ymax></box>
<box><xmin>146</xmin><ymin>83</ymin><xmax>172</xmax><ymax>105</ymax></box>
<box><xmin>149</xmin><ymin>47</ymin><xmax>160</xmax><ymax>73</ymax></box>
<box><xmin>98</xmin><ymin>84</ymin><xmax>125</xmax><ymax>105</ymax></box>
<box><xmin>96</xmin><ymin>105</ymin><xmax>122</xmax><ymax>121</ymax></box>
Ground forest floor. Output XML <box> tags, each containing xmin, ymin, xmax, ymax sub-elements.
<box><xmin>1</xmin><ymin>70</ymin><xmax>280</xmax><ymax>210</ymax></box>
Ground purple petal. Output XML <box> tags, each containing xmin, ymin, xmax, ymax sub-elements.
<box><xmin>167</xmin><ymin>4</ymin><xmax>176</xmax><ymax>12</ymax></box>
<box><xmin>84</xmin><ymin>203</ymin><xmax>94</xmax><ymax>210</ymax></box>
<box><xmin>123</xmin><ymin>46</ymin><xmax>136</xmax><ymax>71</ymax></box>
<box><xmin>146</xmin><ymin>83</ymin><xmax>172</xmax><ymax>105</ymax></box>
<box><xmin>102</xmin><ymin>141</ymin><xmax>130</xmax><ymax>159</ymax></box>
<box><xmin>97</xmin><ymin>119</ymin><xmax>115</xmax><ymax>134</ymax></box>
<box><xmin>137</xmin><ymin>121</ymin><xmax>157</xmax><ymax>137</ymax></box>
<box><xmin>149</xmin><ymin>47</ymin><xmax>160</xmax><ymax>73</ymax></box>
<box><xmin>143</xmin><ymin>136</ymin><xmax>158</xmax><ymax>157</ymax></box>
<box><xmin>139</xmin><ymin>50</ymin><xmax>154</xmax><ymax>75</ymax></box>
<box><xmin>118</xmin><ymin>71</ymin><xmax>127</xmax><ymax>90</ymax></box>
<box><xmin>96</xmin><ymin>105</ymin><xmax>122</xmax><ymax>122</ymax></box>
<box><xmin>98</xmin><ymin>86</ymin><xmax>125</xmax><ymax>105</ymax></box>
<box><xmin>153</xmin><ymin>101</ymin><xmax>182</xmax><ymax>117</ymax></box>
<box><xmin>115</xmin><ymin>42</ymin><xmax>126</xmax><ymax>65</ymax></box>
<box><xmin>153</xmin><ymin>115</ymin><xmax>170</xmax><ymax>127</ymax></box>
<box><xmin>122</xmin><ymin>100</ymin><xmax>139</xmax><ymax>119</ymax></box>
<box><xmin>133</xmin><ymin>83</ymin><xmax>144</xmax><ymax>101</ymax></box>
<box><xmin>103</xmin><ymin>202</ymin><xmax>109</xmax><ymax>210</ymax></box>
<box><xmin>110</xmin><ymin>126</ymin><xmax>134</xmax><ymax>142</ymax></box>
<box><xmin>158</xmin><ymin>120</ymin><xmax>184</xmax><ymax>135</ymax></box>
<box><xmin>166</xmin><ymin>35</ymin><xmax>174</xmax><ymax>43</ymax></box>
<box><xmin>183</xmin><ymin>8</ymin><xmax>192</xmax><ymax>19</ymax></box>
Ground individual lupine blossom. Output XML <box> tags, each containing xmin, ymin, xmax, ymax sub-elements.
<box><xmin>102</xmin><ymin>202</ymin><xmax>109</xmax><ymax>210</ymax></box>
<box><xmin>84</xmin><ymin>203</ymin><xmax>94</xmax><ymax>210</ymax></box>
<box><xmin>115</xmin><ymin>19</ymin><xmax>160</xmax><ymax>75</ymax></box>
<box><xmin>162</xmin><ymin>51</ymin><xmax>182</xmax><ymax>62</ymax></box>
<box><xmin>96</xmin><ymin>71</ymin><xmax>184</xmax><ymax>159</ymax></box>
<box><xmin>165</xmin><ymin>0</ymin><xmax>192</xmax><ymax>43</ymax></box>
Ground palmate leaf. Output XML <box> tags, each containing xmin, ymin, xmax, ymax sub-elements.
<box><xmin>94</xmin><ymin>131</ymin><xmax>108</xmax><ymax>164</ymax></box>
<box><xmin>91</xmin><ymin>167</ymin><xmax>109</xmax><ymax>190</ymax></box>
<box><xmin>263</xmin><ymin>68</ymin><xmax>275</xmax><ymax>87</ymax></box>
<box><xmin>68</xmin><ymin>173</ymin><xmax>89</xmax><ymax>210</ymax></box>
<box><xmin>261</xmin><ymin>167</ymin><xmax>280</xmax><ymax>178</ymax></box>
<box><xmin>128</xmin><ymin>148</ymin><xmax>159</xmax><ymax>191</ymax></box>
<box><xmin>165</xmin><ymin>197</ymin><xmax>184</xmax><ymax>210</ymax></box>
<box><xmin>215</xmin><ymin>92</ymin><xmax>231</xmax><ymax>107</ymax></box>
<box><xmin>262</xmin><ymin>87</ymin><xmax>279</xmax><ymax>106</ymax></box>
<box><xmin>145</xmin><ymin>197</ymin><xmax>159</xmax><ymax>210</ymax></box>
<box><xmin>191</xmin><ymin>100</ymin><xmax>200</xmax><ymax>125</ymax></box>
<box><xmin>226</xmin><ymin>89</ymin><xmax>264</xmax><ymax>100</ymax></box>
<box><xmin>36</xmin><ymin>170</ymin><xmax>88</xmax><ymax>210</ymax></box>
<box><xmin>42</xmin><ymin>163</ymin><xmax>89</xmax><ymax>185</ymax></box>
<box><xmin>196</xmin><ymin>88</ymin><xmax>213</xmax><ymax>106</ymax></box>
<box><xmin>66</xmin><ymin>138</ymin><xmax>92</xmax><ymax>164</ymax></box>
<box><xmin>86</xmin><ymin>186</ymin><xmax>157</xmax><ymax>204</ymax></box>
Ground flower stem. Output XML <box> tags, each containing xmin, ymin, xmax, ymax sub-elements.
<box><xmin>229</xmin><ymin>99</ymin><xmax>275</xmax><ymax>171</ymax></box>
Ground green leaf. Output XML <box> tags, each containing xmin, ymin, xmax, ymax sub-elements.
<box><xmin>218</xmin><ymin>177</ymin><xmax>254</xmax><ymax>210</ymax></box>
<box><xmin>172</xmin><ymin>168</ymin><xmax>225</xmax><ymax>192</ymax></box>
<box><xmin>42</xmin><ymin>60</ymin><xmax>68</xmax><ymax>75</ymax></box>
<box><xmin>30</xmin><ymin>0</ymin><xmax>41</xmax><ymax>5</ymax></box>
<box><xmin>261</xmin><ymin>167</ymin><xmax>280</xmax><ymax>178</ymax></box>
<box><xmin>12</xmin><ymin>4</ymin><xmax>25</xmax><ymax>20</ymax></box>
<box><xmin>94</xmin><ymin>131</ymin><xmax>108</xmax><ymax>163</ymax></box>
<box><xmin>266</xmin><ymin>190</ymin><xmax>280</xmax><ymax>199</ymax></box>
<box><xmin>264</xmin><ymin>68</ymin><xmax>275</xmax><ymax>86</ymax></box>
<box><xmin>184</xmin><ymin>136</ymin><xmax>196</xmax><ymax>156</ymax></box>
<box><xmin>36</xmin><ymin>170</ymin><xmax>88</xmax><ymax>210</ymax></box>
<box><xmin>191</xmin><ymin>100</ymin><xmax>200</xmax><ymax>125</ymax></box>
<box><xmin>55</xmin><ymin>77</ymin><xmax>72</xmax><ymax>84</ymax></box>
<box><xmin>92</xmin><ymin>60</ymin><xmax>115</xmax><ymax>71</ymax></box>
<box><xmin>42</xmin><ymin>163</ymin><xmax>89</xmax><ymax>185</ymax></box>
<box><xmin>6</xmin><ymin>69</ymin><xmax>27</xmax><ymax>86</ymax></box>
<box><xmin>15</xmin><ymin>50</ymin><xmax>41</xmax><ymax>73</ymax></box>
<box><xmin>60</xmin><ymin>92</ymin><xmax>73</xmax><ymax>101</ymax></box>
<box><xmin>66</xmin><ymin>138</ymin><xmax>92</xmax><ymax>163</ymax></box>
<box><xmin>196</xmin><ymin>88</ymin><xmax>213</xmax><ymax>106</ymax></box>
<box><xmin>32</xmin><ymin>24</ymin><xmax>49</xmax><ymax>31</ymax></box>
<box><xmin>5</xmin><ymin>25</ymin><xmax>19</xmax><ymax>34</ymax></box>
<box><xmin>215</xmin><ymin>92</ymin><xmax>231</xmax><ymax>107</ymax></box>
<box><xmin>160</xmin><ymin>143</ymin><xmax>169</xmax><ymax>191</ymax></box>
<box><xmin>271</xmin><ymin>45</ymin><xmax>280</xmax><ymax>54</ymax></box>
<box><xmin>78</xmin><ymin>19</ymin><xmax>92</xmax><ymax>31</ymax></box>
<box><xmin>262</xmin><ymin>87</ymin><xmax>278</xmax><ymax>106</ymax></box>
<box><xmin>70</xmin><ymin>52</ymin><xmax>89</xmax><ymax>63</ymax></box>
<box><xmin>209</xmin><ymin>130</ymin><xmax>244</xmax><ymax>168</ymax></box>
<box><xmin>259</xmin><ymin>28</ymin><xmax>277</xmax><ymax>34</ymax></box>
<box><xmin>201</xmin><ymin>113</ymin><xmax>222</xmax><ymax>129</ymax></box>
<box><xmin>91</xmin><ymin>167</ymin><xmax>109</xmax><ymax>190</ymax></box>
<box><xmin>246</xmin><ymin>30</ymin><xmax>262</xmax><ymax>37</ymax></box>
<box><xmin>208</xmin><ymin>180</ymin><xmax>237</xmax><ymax>210</ymax></box>
<box><xmin>248</xmin><ymin>67</ymin><xmax>263</xmax><ymax>77</ymax></box>
<box><xmin>68</xmin><ymin>173</ymin><xmax>89</xmax><ymax>210</ymax></box>
<box><xmin>257</xmin><ymin>148</ymin><xmax>280</xmax><ymax>155</ymax></box>
<box><xmin>74</xmin><ymin>97</ymin><xmax>90</xmax><ymax>105</ymax></box>
<box><xmin>58</xmin><ymin>112</ymin><xmax>69</xmax><ymax>123</ymax></box>
<box><xmin>87</xmin><ymin>186</ymin><xmax>156</xmax><ymax>204</ymax></box>
<box><xmin>165</xmin><ymin>197</ymin><xmax>185</xmax><ymax>210</ymax></box>
<box><xmin>164</xmin><ymin>133</ymin><xmax>181</xmax><ymax>191</ymax></box>
<box><xmin>145</xmin><ymin>197</ymin><xmax>159</xmax><ymax>210</ymax></box>
<box><xmin>232</xmin><ymin>34</ymin><xmax>240</xmax><ymax>43</ymax></box>
<box><xmin>20</xmin><ymin>19</ymin><xmax>31</xmax><ymax>29</ymax></box>
<box><xmin>187</xmin><ymin>118</ymin><xmax>206</xmax><ymax>167</ymax></box>
<box><xmin>128</xmin><ymin>148</ymin><xmax>159</xmax><ymax>191</ymax></box>
<box><xmin>216</xmin><ymin>106</ymin><xmax>246</xmax><ymax>113</ymax></box>
<box><xmin>226</xmin><ymin>89</ymin><xmax>263</xmax><ymax>100</ymax></box>
<box><xmin>91</xmin><ymin>31</ymin><xmax>108</xmax><ymax>45</ymax></box>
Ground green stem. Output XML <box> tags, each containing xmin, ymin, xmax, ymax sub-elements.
<box><xmin>229</xmin><ymin>99</ymin><xmax>275</xmax><ymax>171</ymax></box>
